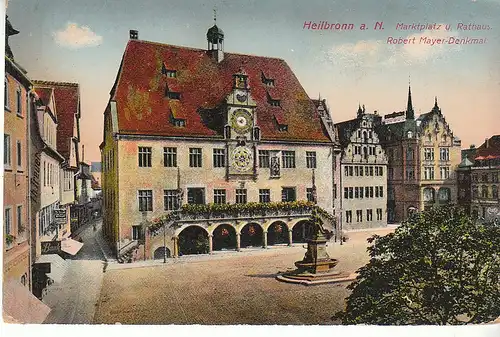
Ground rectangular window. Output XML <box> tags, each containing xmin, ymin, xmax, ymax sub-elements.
<box><xmin>138</xmin><ymin>190</ymin><xmax>153</xmax><ymax>212</ymax></box>
<box><xmin>213</xmin><ymin>189</ymin><xmax>226</xmax><ymax>204</ymax></box>
<box><xmin>348</xmin><ymin>187</ymin><xmax>353</xmax><ymax>199</ymax></box>
<box><xmin>359</xmin><ymin>166</ymin><xmax>364</xmax><ymax>176</ymax></box>
<box><xmin>163</xmin><ymin>147</ymin><xmax>177</xmax><ymax>167</ymax></box>
<box><xmin>349</xmin><ymin>166</ymin><xmax>353</xmax><ymax>176</ymax></box>
<box><xmin>356</xmin><ymin>210</ymin><xmax>363</xmax><ymax>222</ymax></box>
<box><xmin>369</xmin><ymin>167</ymin><xmax>374</xmax><ymax>176</ymax></box>
<box><xmin>213</xmin><ymin>149</ymin><xmax>225</xmax><ymax>168</ymax></box>
<box><xmin>132</xmin><ymin>225</ymin><xmax>142</xmax><ymax>241</ymax></box>
<box><xmin>281</xmin><ymin>187</ymin><xmax>296</xmax><ymax>202</ymax></box>
<box><xmin>259</xmin><ymin>189</ymin><xmax>271</xmax><ymax>203</ymax></box>
<box><xmin>406</xmin><ymin>148</ymin><xmax>414</xmax><ymax>161</ymax></box>
<box><xmin>138</xmin><ymin>147</ymin><xmax>152</xmax><ymax>167</ymax></box>
<box><xmin>370</xmin><ymin>187</ymin><xmax>374</xmax><ymax>198</ymax></box>
<box><xmin>424</xmin><ymin>167</ymin><xmax>435</xmax><ymax>180</ymax></box>
<box><xmin>424</xmin><ymin>148</ymin><xmax>434</xmax><ymax>161</ymax></box>
<box><xmin>4</xmin><ymin>134</ymin><xmax>11</xmax><ymax>166</ymax></box>
<box><xmin>187</xmin><ymin>188</ymin><xmax>205</xmax><ymax>204</ymax></box>
<box><xmin>16</xmin><ymin>88</ymin><xmax>21</xmax><ymax>116</ymax></box>
<box><xmin>377</xmin><ymin>208</ymin><xmax>383</xmax><ymax>221</ymax></box>
<box><xmin>333</xmin><ymin>184</ymin><xmax>337</xmax><ymax>199</ymax></box>
<box><xmin>379</xmin><ymin>186</ymin><xmax>384</xmax><ymax>198</ymax></box>
<box><xmin>406</xmin><ymin>167</ymin><xmax>415</xmax><ymax>180</ymax></box>
<box><xmin>344</xmin><ymin>166</ymin><xmax>349</xmax><ymax>176</ymax></box>
<box><xmin>166</xmin><ymin>91</ymin><xmax>181</xmax><ymax>100</ymax></box>
<box><xmin>365</xmin><ymin>166</ymin><xmax>369</xmax><ymax>176</ymax></box>
<box><xmin>367</xmin><ymin>209</ymin><xmax>373</xmax><ymax>221</ymax></box>
<box><xmin>375</xmin><ymin>186</ymin><xmax>379</xmax><ymax>198</ymax></box>
<box><xmin>359</xmin><ymin>187</ymin><xmax>364</xmax><ymax>199</ymax></box>
<box><xmin>259</xmin><ymin>150</ymin><xmax>270</xmax><ymax>168</ymax></box>
<box><xmin>306</xmin><ymin>151</ymin><xmax>317</xmax><ymax>169</ymax></box>
<box><xmin>440</xmin><ymin>148</ymin><xmax>450</xmax><ymax>161</ymax></box>
<box><xmin>165</xmin><ymin>70</ymin><xmax>177</xmax><ymax>78</ymax></box>
<box><xmin>365</xmin><ymin>186</ymin><xmax>369</xmax><ymax>198</ymax></box>
<box><xmin>17</xmin><ymin>205</ymin><xmax>22</xmax><ymax>232</ymax></box>
<box><xmin>282</xmin><ymin>151</ymin><xmax>296</xmax><ymax>168</ymax></box>
<box><xmin>355</xmin><ymin>187</ymin><xmax>359</xmax><ymax>199</ymax></box>
<box><xmin>164</xmin><ymin>190</ymin><xmax>179</xmax><ymax>211</ymax></box>
<box><xmin>236</xmin><ymin>189</ymin><xmax>247</xmax><ymax>204</ymax></box>
<box><xmin>5</xmin><ymin>208</ymin><xmax>12</xmax><ymax>235</ymax></box>
<box><xmin>306</xmin><ymin>188</ymin><xmax>314</xmax><ymax>202</ymax></box>
<box><xmin>16</xmin><ymin>140</ymin><xmax>22</xmax><ymax>169</ymax></box>
<box><xmin>440</xmin><ymin>167</ymin><xmax>450</xmax><ymax>180</ymax></box>
<box><xmin>189</xmin><ymin>148</ymin><xmax>202</xmax><ymax>167</ymax></box>
<box><xmin>345</xmin><ymin>210</ymin><xmax>352</xmax><ymax>223</ymax></box>
<box><xmin>354</xmin><ymin>166</ymin><xmax>359</xmax><ymax>176</ymax></box>
<box><xmin>344</xmin><ymin>187</ymin><xmax>349</xmax><ymax>199</ymax></box>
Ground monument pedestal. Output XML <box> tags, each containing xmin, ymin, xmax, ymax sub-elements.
<box><xmin>276</xmin><ymin>226</ymin><xmax>355</xmax><ymax>286</ymax></box>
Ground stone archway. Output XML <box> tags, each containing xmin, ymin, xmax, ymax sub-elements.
<box><xmin>178</xmin><ymin>225</ymin><xmax>209</xmax><ymax>256</ymax></box>
<box><xmin>292</xmin><ymin>220</ymin><xmax>314</xmax><ymax>243</ymax></box>
<box><xmin>212</xmin><ymin>224</ymin><xmax>237</xmax><ymax>251</ymax></box>
<box><xmin>153</xmin><ymin>246</ymin><xmax>171</xmax><ymax>260</ymax></box>
<box><xmin>267</xmin><ymin>221</ymin><xmax>289</xmax><ymax>246</ymax></box>
<box><xmin>240</xmin><ymin>223</ymin><xmax>264</xmax><ymax>248</ymax></box>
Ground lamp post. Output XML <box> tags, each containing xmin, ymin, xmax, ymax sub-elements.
<box><xmin>163</xmin><ymin>220</ymin><xmax>166</xmax><ymax>263</ymax></box>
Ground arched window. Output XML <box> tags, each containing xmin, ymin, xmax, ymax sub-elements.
<box><xmin>407</xmin><ymin>131</ymin><xmax>413</xmax><ymax>139</ymax></box>
<box><xmin>492</xmin><ymin>185</ymin><xmax>498</xmax><ymax>199</ymax></box>
<box><xmin>427</xmin><ymin>133</ymin><xmax>432</xmax><ymax>142</ymax></box>
<box><xmin>472</xmin><ymin>186</ymin><xmax>478</xmax><ymax>199</ymax></box>
<box><xmin>363</xmin><ymin>131</ymin><xmax>367</xmax><ymax>142</ymax></box>
<box><xmin>481</xmin><ymin>185</ymin><xmax>489</xmax><ymax>198</ymax></box>
<box><xmin>423</xmin><ymin>188</ymin><xmax>435</xmax><ymax>202</ymax></box>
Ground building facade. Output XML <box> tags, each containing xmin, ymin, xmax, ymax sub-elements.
<box><xmin>101</xmin><ymin>26</ymin><xmax>340</xmax><ymax>261</ymax></box>
<box><xmin>335</xmin><ymin>106</ymin><xmax>388</xmax><ymax>230</ymax></box>
<box><xmin>377</xmin><ymin>87</ymin><xmax>461</xmax><ymax>223</ymax></box>
<box><xmin>469</xmin><ymin>136</ymin><xmax>500</xmax><ymax>223</ymax></box>
<box><xmin>4</xmin><ymin>30</ymin><xmax>31</xmax><ymax>292</ymax></box>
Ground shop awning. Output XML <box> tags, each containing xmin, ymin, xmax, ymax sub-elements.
<box><xmin>61</xmin><ymin>238</ymin><xmax>84</xmax><ymax>255</ymax></box>
<box><xmin>3</xmin><ymin>280</ymin><xmax>51</xmax><ymax>323</ymax></box>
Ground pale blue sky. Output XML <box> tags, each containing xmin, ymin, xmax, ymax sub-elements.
<box><xmin>6</xmin><ymin>0</ymin><xmax>500</xmax><ymax>161</ymax></box>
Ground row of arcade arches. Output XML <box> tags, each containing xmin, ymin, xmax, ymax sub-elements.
<box><xmin>153</xmin><ymin>220</ymin><xmax>315</xmax><ymax>259</ymax></box>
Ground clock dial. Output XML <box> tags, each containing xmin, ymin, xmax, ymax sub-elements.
<box><xmin>231</xmin><ymin>146</ymin><xmax>253</xmax><ymax>172</ymax></box>
<box><xmin>230</xmin><ymin>109</ymin><xmax>253</xmax><ymax>134</ymax></box>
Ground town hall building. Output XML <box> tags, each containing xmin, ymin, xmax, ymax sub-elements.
<box><xmin>101</xmin><ymin>24</ymin><xmax>340</xmax><ymax>261</ymax></box>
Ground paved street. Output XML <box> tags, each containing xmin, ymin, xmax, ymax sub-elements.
<box><xmin>42</xmin><ymin>219</ymin><xmax>106</xmax><ymax>324</ymax></box>
<box><xmin>94</xmin><ymin>227</ymin><xmax>394</xmax><ymax>325</ymax></box>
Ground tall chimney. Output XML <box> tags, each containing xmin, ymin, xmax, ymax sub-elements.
<box><xmin>82</xmin><ymin>144</ymin><xmax>85</xmax><ymax>163</ymax></box>
<box><xmin>485</xmin><ymin>138</ymin><xmax>489</xmax><ymax>148</ymax></box>
<box><xmin>130</xmin><ymin>30</ymin><xmax>138</xmax><ymax>40</ymax></box>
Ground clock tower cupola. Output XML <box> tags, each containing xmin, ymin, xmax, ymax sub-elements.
<box><xmin>207</xmin><ymin>9</ymin><xmax>224</xmax><ymax>63</ymax></box>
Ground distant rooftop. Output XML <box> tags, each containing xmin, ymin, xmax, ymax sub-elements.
<box><xmin>91</xmin><ymin>162</ymin><xmax>102</xmax><ymax>172</ymax></box>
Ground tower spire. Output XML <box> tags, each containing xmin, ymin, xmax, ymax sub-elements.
<box><xmin>406</xmin><ymin>82</ymin><xmax>414</xmax><ymax>120</ymax></box>
<box><xmin>213</xmin><ymin>6</ymin><xmax>217</xmax><ymax>24</ymax></box>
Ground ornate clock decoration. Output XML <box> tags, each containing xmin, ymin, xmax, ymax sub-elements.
<box><xmin>230</xmin><ymin>109</ymin><xmax>253</xmax><ymax>134</ymax></box>
<box><xmin>236</xmin><ymin>93</ymin><xmax>247</xmax><ymax>103</ymax></box>
<box><xmin>231</xmin><ymin>146</ymin><xmax>253</xmax><ymax>172</ymax></box>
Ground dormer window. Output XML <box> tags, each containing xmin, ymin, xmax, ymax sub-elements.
<box><xmin>263</xmin><ymin>79</ymin><xmax>275</xmax><ymax>87</ymax></box>
<box><xmin>278</xmin><ymin>124</ymin><xmax>288</xmax><ymax>132</ymax></box>
<box><xmin>270</xmin><ymin>99</ymin><xmax>281</xmax><ymax>107</ymax></box>
<box><xmin>171</xmin><ymin>117</ymin><xmax>186</xmax><ymax>127</ymax></box>
<box><xmin>166</xmin><ymin>91</ymin><xmax>181</xmax><ymax>100</ymax></box>
<box><xmin>166</xmin><ymin>70</ymin><xmax>177</xmax><ymax>78</ymax></box>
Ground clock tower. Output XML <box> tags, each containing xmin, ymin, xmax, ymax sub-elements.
<box><xmin>225</xmin><ymin>69</ymin><xmax>260</xmax><ymax>180</ymax></box>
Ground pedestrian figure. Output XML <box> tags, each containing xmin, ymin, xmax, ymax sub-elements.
<box><xmin>93</xmin><ymin>223</ymin><xmax>97</xmax><ymax>231</ymax></box>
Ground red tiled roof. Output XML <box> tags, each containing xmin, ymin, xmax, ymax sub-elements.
<box><xmin>475</xmin><ymin>135</ymin><xmax>500</xmax><ymax>158</ymax></box>
<box><xmin>33</xmin><ymin>81</ymin><xmax>80</xmax><ymax>160</ymax></box>
<box><xmin>111</xmin><ymin>40</ymin><xmax>331</xmax><ymax>143</ymax></box>
<box><xmin>33</xmin><ymin>87</ymin><xmax>53</xmax><ymax>107</ymax></box>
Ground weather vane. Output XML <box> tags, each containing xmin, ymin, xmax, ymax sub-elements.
<box><xmin>213</xmin><ymin>6</ymin><xmax>217</xmax><ymax>24</ymax></box>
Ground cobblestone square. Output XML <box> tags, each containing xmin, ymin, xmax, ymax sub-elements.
<box><xmin>94</xmin><ymin>228</ymin><xmax>394</xmax><ymax>325</ymax></box>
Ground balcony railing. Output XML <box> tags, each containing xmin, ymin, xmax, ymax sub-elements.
<box><xmin>147</xmin><ymin>201</ymin><xmax>335</xmax><ymax>235</ymax></box>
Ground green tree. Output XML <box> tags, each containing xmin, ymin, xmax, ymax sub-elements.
<box><xmin>334</xmin><ymin>206</ymin><xmax>500</xmax><ymax>325</ymax></box>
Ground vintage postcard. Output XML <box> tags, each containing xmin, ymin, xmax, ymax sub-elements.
<box><xmin>2</xmin><ymin>0</ymin><xmax>499</xmax><ymax>334</ymax></box>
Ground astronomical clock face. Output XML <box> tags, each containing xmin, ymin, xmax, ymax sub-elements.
<box><xmin>230</xmin><ymin>109</ymin><xmax>253</xmax><ymax>134</ymax></box>
<box><xmin>231</xmin><ymin>146</ymin><xmax>253</xmax><ymax>172</ymax></box>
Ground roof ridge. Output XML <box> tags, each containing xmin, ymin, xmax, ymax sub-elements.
<box><xmin>129</xmin><ymin>39</ymin><xmax>285</xmax><ymax>61</ymax></box>
<box><xmin>32</xmin><ymin>80</ymin><xmax>79</xmax><ymax>87</ymax></box>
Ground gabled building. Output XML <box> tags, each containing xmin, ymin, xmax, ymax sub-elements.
<box><xmin>468</xmin><ymin>136</ymin><xmax>500</xmax><ymax>222</ymax></box>
<box><xmin>101</xmin><ymin>25</ymin><xmax>340</xmax><ymax>261</ymax></box>
<box><xmin>335</xmin><ymin>105</ymin><xmax>388</xmax><ymax>230</ymax></box>
<box><xmin>377</xmin><ymin>86</ymin><xmax>461</xmax><ymax>223</ymax></box>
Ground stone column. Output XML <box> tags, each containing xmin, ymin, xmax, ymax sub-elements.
<box><xmin>236</xmin><ymin>233</ymin><xmax>241</xmax><ymax>252</ymax></box>
<box><xmin>208</xmin><ymin>234</ymin><xmax>213</xmax><ymax>254</ymax></box>
<box><xmin>263</xmin><ymin>231</ymin><xmax>268</xmax><ymax>249</ymax></box>
<box><xmin>288</xmin><ymin>230</ymin><xmax>293</xmax><ymax>246</ymax></box>
<box><xmin>172</xmin><ymin>236</ymin><xmax>179</xmax><ymax>258</ymax></box>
